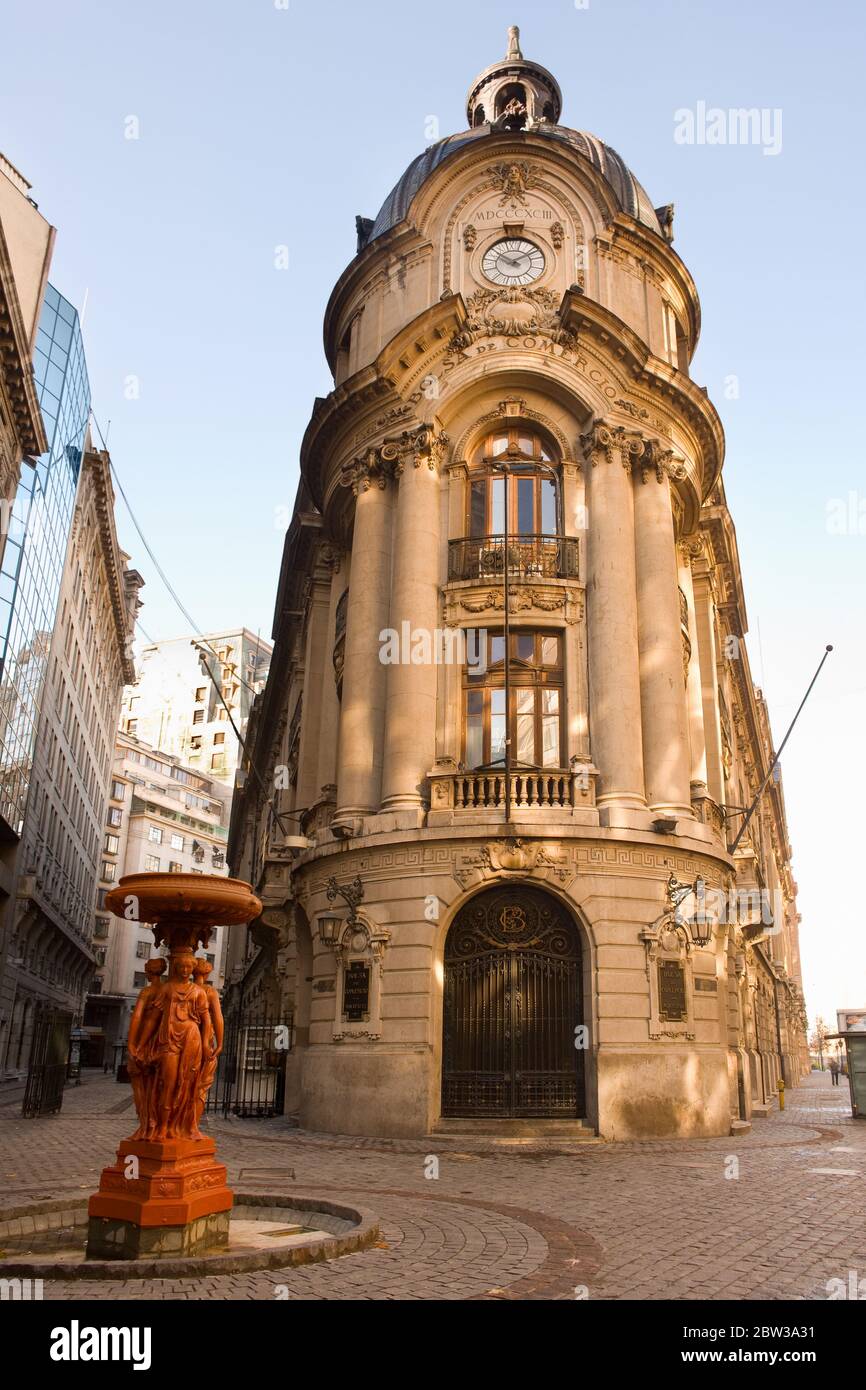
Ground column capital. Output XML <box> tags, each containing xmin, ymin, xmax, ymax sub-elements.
<box><xmin>341</xmin><ymin>446</ymin><xmax>393</xmax><ymax>495</ymax></box>
<box><xmin>636</xmin><ymin>439</ymin><xmax>688</xmax><ymax>485</ymax></box>
<box><xmin>677</xmin><ymin>535</ymin><xmax>705</xmax><ymax>568</ymax></box>
<box><xmin>384</xmin><ymin>427</ymin><xmax>449</xmax><ymax>477</ymax></box>
<box><xmin>579</xmin><ymin>420</ymin><xmax>646</xmax><ymax>470</ymax></box>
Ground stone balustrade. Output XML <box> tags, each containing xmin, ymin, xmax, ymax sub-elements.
<box><xmin>428</xmin><ymin>765</ymin><xmax>598</xmax><ymax>821</ymax></box>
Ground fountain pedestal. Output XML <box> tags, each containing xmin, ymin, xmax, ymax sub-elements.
<box><xmin>87</xmin><ymin>1136</ymin><xmax>232</xmax><ymax>1258</ymax></box>
<box><xmin>86</xmin><ymin>873</ymin><xmax>261</xmax><ymax>1260</ymax></box>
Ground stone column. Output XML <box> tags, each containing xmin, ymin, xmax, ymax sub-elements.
<box><xmin>563</xmin><ymin>461</ymin><xmax>590</xmax><ymax>761</ymax></box>
<box><xmin>381</xmin><ymin>430</ymin><xmax>444</xmax><ymax>812</ymax></box>
<box><xmin>632</xmin><ymin>444</ymin><xmax>692</xmax><ymax>816</ymax></box>
<box><xmin>333</xmin><ymin>451</ymin><xmax>394</xmax><ymax>828</ymax></box>
<box><xmin>692</xmin><ymin>561</ymin><xmax>726</xmax><ymax>806</ymax></box>
<box><xmin>677</xmin><ymin>541</ymin><xmax>708</xmax><ymax>795</ymax></box>
<box><xmin>582</xmin><ymin>423</ymin><xmax>646</xmax><ymax>811</ymax></box>
<box><xmin>314</xmin><ymin>548</ymin><xmax>345</xmax><ymax>799</ymax></box>
<box><xmin>296</xmin><ymin>553</ymin><xmax>335</xmax><ymax>811</ymax></box>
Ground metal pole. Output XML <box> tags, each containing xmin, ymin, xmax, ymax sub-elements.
<box><xmin>727</xmin><ymin>645</ymin><xmax>833</xmax><ymax>855</ymax></box>
<box><xmin>503</xmin><ymin>464</ymin><xmax>511</xmax><ymax>823</ymax></box>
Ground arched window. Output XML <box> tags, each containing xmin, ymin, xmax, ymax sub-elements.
<box><xmin>467</xmin><ymin>427</ymin><xmax>558</xmax><ymax>538</ymax></box>
<box><xmin>448</xmin><ymin>426</ymin><xmax>575</xmax><ymax>581</ymax></box>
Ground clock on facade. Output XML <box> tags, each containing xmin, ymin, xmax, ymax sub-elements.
<box><xmin>481</xmin><ymin>238</ymin><xmax>546</xmax><ymax>286</ymax></box>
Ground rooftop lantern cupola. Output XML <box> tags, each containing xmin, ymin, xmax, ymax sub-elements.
<box><xmin>466</xmin><ymin>25</ymin><xmax>563</xmax><ymax>132</ymax></box>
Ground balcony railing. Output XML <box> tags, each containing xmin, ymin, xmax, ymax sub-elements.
<box><xmin>429</xmin><ymin>766</ymin><xmax>598</xmax><ymax>814</ymax></box>
<box><xmin>454</xmin><ymin>769</ymin><xmax>573</xmax><ymax>809</ymax></box>
<box><xmin>448</xmin><ymin>534</ymin><xmax>579</xmax><ymax>583</ymax></box>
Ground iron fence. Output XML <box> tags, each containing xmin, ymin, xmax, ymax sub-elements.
<box><xmin>22</xmin><ymin>1008</ymin><xmax>72</xmax><ymax>1117</ymax></box>
<box><xmin>448</xmin><ymin>533</ymin><xmax>579</xmax><ymax>582</ymax></box>
<box><xmin>205</xmin><ymin>997</ymin><xmax>293</xmax><ymax>1118</ymax></box>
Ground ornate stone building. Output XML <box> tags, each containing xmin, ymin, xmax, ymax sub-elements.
<box><xmin>226</xmin><ymin>29</ymin><xmax>809</xmax><ymax>1138</ymax></box>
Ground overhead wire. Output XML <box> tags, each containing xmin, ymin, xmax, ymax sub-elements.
<box><xmin>88</xmin><ymin>411</ymin><xmax>284</xmax><ymax>824</ymax></box>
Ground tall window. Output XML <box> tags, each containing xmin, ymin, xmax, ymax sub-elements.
<box><xmin>464</xmin><ymin>630</ymin><xmax>563</xmax><ymax>770</ymax></box>
<box><xmin>467</xmin><ymin>428</ymin><xmax>558</xmax><ymax>538</ymax></box>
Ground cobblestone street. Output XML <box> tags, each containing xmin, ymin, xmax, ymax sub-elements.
<box><xmin>1</xmin><ymin>1070</ymin><xmax>862</xmax><ymax>1301</ymax></box>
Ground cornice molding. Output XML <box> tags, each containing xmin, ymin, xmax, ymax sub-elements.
<box><xmin>0</xmin><ymin>219</ymin><xmax>48</xmax><ymax>458</ymax></box>
<box><xmin>80</xmin><ymin>449</ymin><xmax>141</xmax><ymax>682</ymax></box>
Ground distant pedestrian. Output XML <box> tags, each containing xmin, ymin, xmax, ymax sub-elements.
<box><xmin>828</xmin><ymin>1056</ymin><xmax>840</xmax><ymax>1086</ymax></box>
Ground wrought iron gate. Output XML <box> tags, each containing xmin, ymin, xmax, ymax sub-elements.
<box><xmin>205</xmin><ymin>997</ymin><xmax>292</xmax><ymax>1118</ymax></box>
<box><xmin>22</xmin><ymin>1008</ymin><xmax>72</xmax><ymax>1117</ymax></box>
<box><xmin>442</xmin><ymin>886</ymin><xmax>584</xmax><ymax>1118</ymax></box>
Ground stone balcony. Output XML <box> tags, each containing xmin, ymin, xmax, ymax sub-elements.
<box><xmin>427</xmin><ymin>761</ymin><xmax>599</xmax><ymax>827</ymax></box>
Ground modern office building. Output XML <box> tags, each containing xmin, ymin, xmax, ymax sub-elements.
<box><xmin>226</xmin><ymin>28</ymin><xmax>809</xmax><ymax>1140</ymax></box>
<box><xmin>0</xmin><ymin>282</ymin><xmax>92</xmax><ymax>1073</ymax></box>
<box><xmin>0</xmin><ymin>151</ymin><xmax>53</xmax><ymax>567</ymax></box>
<box><xmin>119</xmin><ymin>629</ymin><xmax>271</xmax><ymax>790</ymax></box>
<box><xmin>0</xmin><ymin>152</ymin><xmax>54</xmax><ymax>920</ymax></box>
<box><xmin>0</xmin><ymin>440</ymin><xmax>140</xmax><ymax>1077</ymax></box>
<box><xmin>84</xmin><ymin>729</ymin><xmax>231</xmax><ymax>1065</ymax></box>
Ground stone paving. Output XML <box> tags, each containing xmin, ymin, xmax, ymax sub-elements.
<box><xmin>0</xmin><ymin>1071</ymin><xmax>863</xmax><ymax>1300</ymax></box>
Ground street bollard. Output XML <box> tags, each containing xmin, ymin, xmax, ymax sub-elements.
<box><xmin>777</xmin><ymin>1078</ymin><xmax>785</xmax><ymax>1111</ymax></box>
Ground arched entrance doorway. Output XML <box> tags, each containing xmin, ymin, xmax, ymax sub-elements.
<box><xmin>442</xmin><ymin>884</ymin><xmax>584</xmax><ymax>1118</ymax></box>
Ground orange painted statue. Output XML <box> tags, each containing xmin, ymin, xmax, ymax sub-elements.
<box><xmin>126</xmin><ymin>957</ymin><xmax>167</xmax><ymax>1139</ymax></box>
<box><xmin>192</xmin><ymin>957</ymin><xmax>224</xmax><ymax>1126</ymax></box>
<box><xmin>135</xmin><ymin>950</ymin><xmax>213</xmax><ymax>1140</ymax></box>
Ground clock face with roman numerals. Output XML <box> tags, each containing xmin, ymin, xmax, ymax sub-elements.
<box><xmin>481</xmin><ymin>238</ymin><xmax>546</xmax><ymax>286</ymax></box>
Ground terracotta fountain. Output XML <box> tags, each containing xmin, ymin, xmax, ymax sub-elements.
<box><xmin>86</xmin><ymin>872</ymin><xmax>261</xmax><ymax>1260</ymax></box>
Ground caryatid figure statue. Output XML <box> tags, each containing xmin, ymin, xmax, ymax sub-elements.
<box><xmin>192</xmin><ymin>957</ymin><xmax>224</xmax><ymax>1126</ymax></box>
<box><xmin>135</xmin><ymin>950</ymin><xmax>213</xmax><ymax>1141</ymax></box>
<box><xmin>126</xmin><ymin>956</ymin><xmax>167</xmax><ymax>1140</ymax></box>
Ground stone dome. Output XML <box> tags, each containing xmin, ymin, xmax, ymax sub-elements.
<box><xmin>365</xmin><ymin>125</ymin><xmax>662</xmax><ymax>246</ymax></box>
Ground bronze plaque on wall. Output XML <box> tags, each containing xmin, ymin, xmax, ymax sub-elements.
<box><xmin>343</xmin><ymin>961</ymin><xmax>371</xmax><ymax>1021</ymax></box>
<box><xmin>658</xmin><ymin>960</ymin><xmax>687</xmax><ymax>1022</ymax></box>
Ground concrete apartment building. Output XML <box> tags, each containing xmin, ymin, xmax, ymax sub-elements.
<box><xmin>84</xmin><ymin>730</ymin><xmax>231</xmax><ymax>1066</ymax></box>
<box><xmin>226</xmin><ymin>28</ymin><xmax>809</xmax><ymax>1141</ymax></box>
<box><xmin>119</xmin><ymin>630</ymin><xmax>271</xmax><ymax>790</ymax></box>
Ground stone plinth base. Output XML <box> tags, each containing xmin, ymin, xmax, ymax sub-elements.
<box><xmin>86</xmin><ymin>1135</ymin><xmax>233</xmax><ymax>1259</ymax></box>
<box><xmin>86</xmin><ymin>1208</ymin><xmax>230</xmax><ymax>1261</ymax></box>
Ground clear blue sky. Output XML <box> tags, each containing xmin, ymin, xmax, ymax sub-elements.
<box><xmin>2</xmin><ymin>0</ymin><xmax>864</xmax><ymax>1030</ymax></box>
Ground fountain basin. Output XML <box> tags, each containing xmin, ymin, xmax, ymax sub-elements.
<box><xmin>0</xmin><ymin>1194</ymin><xmax>378</xmax><ymax>1280</ymax></box>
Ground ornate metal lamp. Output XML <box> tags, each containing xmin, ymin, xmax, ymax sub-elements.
<box><xmin>317</xmin><ymin>913</ymin><xmax>344</xmax><ymax>945</ymax></box>
<box><xmin>667</xmin><ymin>873</ymin><xmax>715</xmax><ymax>948</ymax></box>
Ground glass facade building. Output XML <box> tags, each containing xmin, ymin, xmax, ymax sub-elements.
<box><xmin>0</xmin><ymin>285</ymin><xmax>90</xmax><ymax>834</ymax></box>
